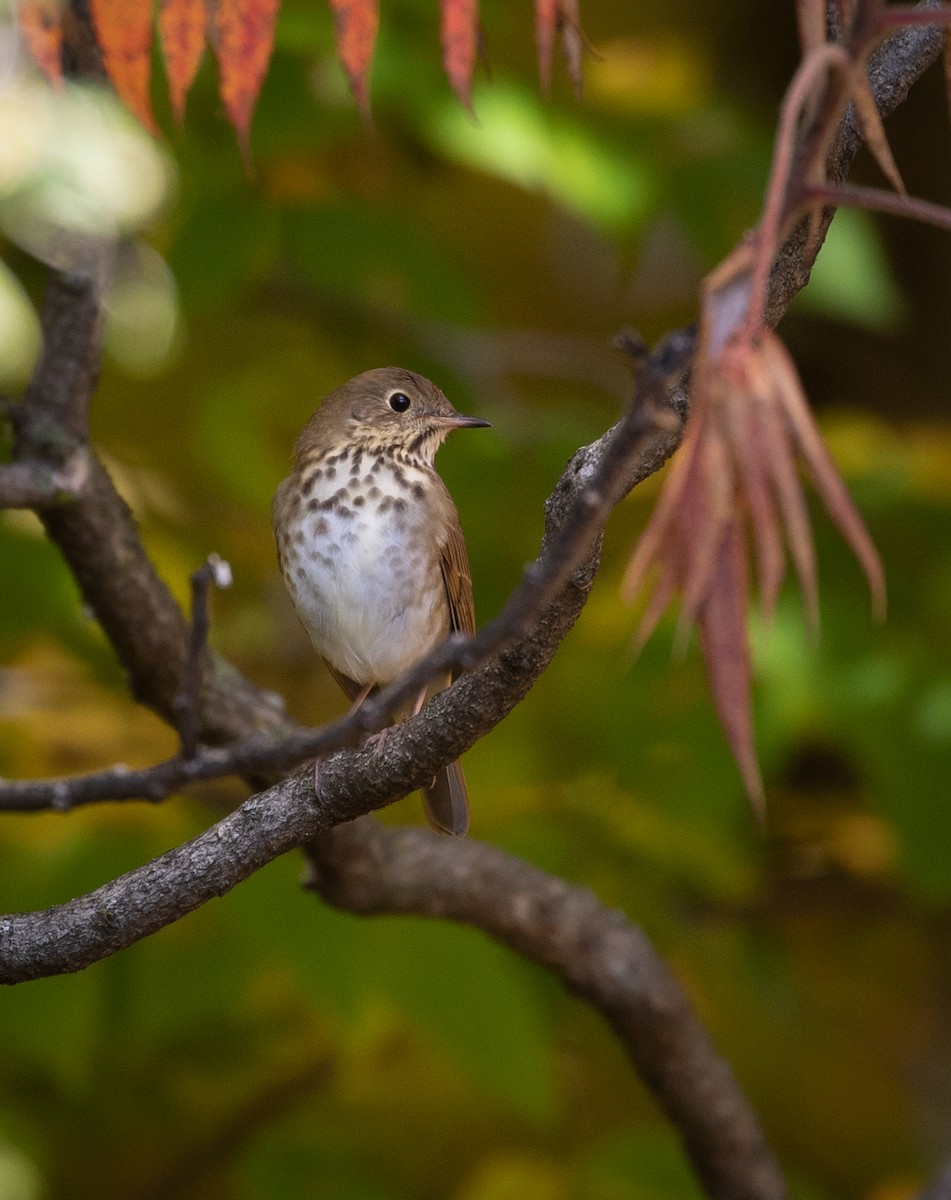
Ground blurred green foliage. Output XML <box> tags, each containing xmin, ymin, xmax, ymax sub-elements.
<box><xmin>2</xmin><ymin>1</ymin><xmax>951</xmax><ymax>1198</ymax></box>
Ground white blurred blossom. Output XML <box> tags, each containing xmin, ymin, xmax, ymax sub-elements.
<box><xmin>0</xmin><ymin>24</ymin><xmax>179</xmax><ymax>382</ymax></box>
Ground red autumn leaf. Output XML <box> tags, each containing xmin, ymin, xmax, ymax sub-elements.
<box><xmin>210</xmin><ymin>0</ymin><xmax>280</xmax><ymax>150</ymax></box>
<box><xmin>557</xmin><ymin>0</ymin><xmax>584</xmax><ymax>97</ymax></box>
<box><xmin>17</xmin><ymin>0</ymin><xmax>64</xmax><ymax>87</ymax></box>
<box><xmin>762</xmin><ymin>331</ymin><xmax>885</xmax><ymax>619</ymax></box>
<box><xmin>698</xmin><ymin>516</ymin><xmax>765</xmax><ymax>818</ymax></box>
<box><xmin>90</xmin><ymin>0</ymin><xmax>157</xmax><ymax>133</ymax></box>
<box><xmin>624</xmin><ymin>250</ymin><xmax>885</xmax><ymax>814</ymax></box>
<box><xmin>328</xmin><ymin>0</ymin><xmax>378</xmax><ymax>120</ymax></box>
<box><xmin>795</xmin><ymin>0</ymin><xmax>825</xmax><ymax>58</ymax></box>
<box><xmin>441</xmin><ymin>0</ymin><xmax>479</xmax><ymax>109</ymax></box>
<box><xmin>850</xmin><ymin>64</ymin><xmax>906</xmax><ymax>195</ymax></box>
<box><xmin>158</xmin><ymin>0</ymin><xmax>207</xmax><ymax>123</ymax></box>
<box><xmin>535</xmin><ymin>0</ymin><xmax>557</xmax><ymax>92</ymax></box>
<box><xmin>534</xmin><ymin>0</ymin><xmax>586</xmax><ymax>97</ymax></box>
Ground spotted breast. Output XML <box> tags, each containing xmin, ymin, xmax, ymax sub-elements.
<box><xmin>275</xmin><ymin>446</ymin><xmax>456</xmax><ymax>687</ymax></box>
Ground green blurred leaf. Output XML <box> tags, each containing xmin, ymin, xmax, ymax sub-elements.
<box><xmin>231</xmin><ymin>856</ymin><xmax>555</xmax><ymax>1118</ymax></box>
<box><xmin>575</xmin><ymin>1132</ymin><xmax>703</xmax><ymax>1200</ymax></box>
<box><xmin>169</xmin><ymin>195</ymin><xmax>274</xmax><ymax>312</ymax></box>
<box><xmin>427</xmin><ymin>83</ymin><xmax>657</xmax><ymax>233</ymax></box>
<box><xmin>242</xmin><ymin>1138</ymin><xmax>407</xmax><ymax>1200</ymax></box>
<box><xmin>795</xmin><ymin>207</ymin><xmax>907</xmax><ymax>331</ymax></box>
<box><xmin>366</xmin><ymin>918</ymin><xmax>555</xmax><ymax>1119</ymax></box>
<box><xmin>283</xmin><ymin>204</ymin><xmax>482</xmax><ymax>323</ymax></box>
<box><xmin>0</xmin><ymin>520</ymin><xmax>82</xmax><ymax>652</ymax></box>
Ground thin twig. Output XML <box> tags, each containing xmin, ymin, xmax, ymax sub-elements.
<box><xmin>746</xmin><ymin>42</ymin><xmax>852</xmax><ymax>334</ymax></box>
<box><xmin>876</xmin><ymin>6</ymin><xmax>951</xmax><ymax>30</ymax></box>
<box><xmin>173</xmin><ymin>554</ymin><xmax>234</xmax><ymax>759</ymax></box>
<box><xmin>801</xmin><ymin>181</ymin><xmax>951</xmax><ymax>230</ymax></box>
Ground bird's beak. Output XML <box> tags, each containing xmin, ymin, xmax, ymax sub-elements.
<box><xmin>441</xmin><ymin>413</ymin><xmax>492</xmax><ymax>430</ymax></box>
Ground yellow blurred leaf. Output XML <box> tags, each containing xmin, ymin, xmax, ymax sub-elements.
<box><xmin>586</xmin><ymin>35</ymin><xmax>710</xmax><ymax>116</ymax></box>
<box><xmin>453</xmin><ymin>1152</ymin><xmax>566</xmax><ymax>1200</ymax></box>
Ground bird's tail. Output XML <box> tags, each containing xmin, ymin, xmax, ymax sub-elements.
<box><xmin>422</xmin><ymin>760</ymin><xmax>469</xmax><ymax>837</ymax></box>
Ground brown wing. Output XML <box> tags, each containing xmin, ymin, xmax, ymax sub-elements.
<box><xmin>432</xmin><ymin>513</ymin><xmax>474</xmax><ymax>832</ymax></box>
<box><xmin>439</xmin><ymin>515</ymin><xmax>477</xmax><ymax>638</ymax></box>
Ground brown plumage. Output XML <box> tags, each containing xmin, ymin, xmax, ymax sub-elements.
<box><xmin>272</xmin><ymin>367</ymin><xmax>489</xmax><ymax>836</ymax></box>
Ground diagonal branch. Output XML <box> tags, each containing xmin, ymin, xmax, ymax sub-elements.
<box><xmin>9</xmin><ymin>270</ymin><xmax>290</xmax><ymax>748</ymax></box>
<box><xmin>0</xmin><ymin>454</ymin><xmax>89</xmax><ymax>509</ymax></box>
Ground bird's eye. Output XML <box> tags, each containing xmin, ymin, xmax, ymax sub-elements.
<box><xmin>388</xmin><ymin>391</ymin><xmax>411</xmax><ymax>413</ymax></box>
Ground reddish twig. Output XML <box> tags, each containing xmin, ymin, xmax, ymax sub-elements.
<box><xmin>800</xmin><ymin>181</ymin><xmax>951</xmax><ymax>230</ymax></box>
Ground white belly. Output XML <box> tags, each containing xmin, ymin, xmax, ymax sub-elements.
<box><xmin>280</xmin><ymin>460</ymin><xmax>448</xmax><ymax>684</ymax></box>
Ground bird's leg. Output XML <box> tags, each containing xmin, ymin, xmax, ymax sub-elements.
<box><xmin>365</xmin><ymin>685</ymin><xmax>429</xmax><ymax>756</ymax></box>
<box><xmin>314</xmin><ymin>683</ymin><xmax>374</xmax><ymax>792</ymax></box>
<box><xmin>347</xmin><ymin>683</ymin><xmax>375</xmax><ymax>716</ymax></box>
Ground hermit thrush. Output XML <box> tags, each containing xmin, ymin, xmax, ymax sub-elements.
<box><xmin>272</xmin><ymin>368</ymin><xmax>490</xmax><ymax>837</ymax></box>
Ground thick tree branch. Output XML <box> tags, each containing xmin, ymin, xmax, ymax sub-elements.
<box><xmin>9</xmin><ymin>271</ymin><xmax>289</xmax><ymax>746</ymax></box>
<box><xmin>0</xmin><ymin>453</ymin><xmax>88</xmax><ymax>509</ymax></box>
<box><xmin>308</xmin><ymin>820</ymin><xmax>785</xmax><ymax>1200</ymax></box>
<box><xmin>0</xmin><ymin>772</ymin><xmax>319</xmax><ymax>982</ymax></box>
<box><xmin>18</xmin><ymin>270</ymin><xmax>100</xmax><ymax>445</ymax></box>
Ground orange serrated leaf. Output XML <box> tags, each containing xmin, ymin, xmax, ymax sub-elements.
<box><xmin>211</xmin><ymin>0</ymin><xmax>280</xmax><ymax>151</ymax></box>
<box><xmin>676</xmin><ymin>427</ymin><xmax>733</xmax><ymax>642</ymax></box>
<box><xmin>17</xmin><ymin>0</ymin><xmax>65</xmax><ymax>87</ymax></box>
<box><xmin>535</xmin><ymin>0</ymin><xmax>586</xmax><ymax>96</ymax></box>
<box><xmin>90</xmin><ymin>0</ymin><xmax>157</xmax><ymax>133</ymax></box>
<box><xmin>328</xmin><ymin>0</ymin><xmax>378</xmax><ymax>120</ymax></box>
<box><xmin>158</xmin><ymin>0</ymin><xmax>206</xmax><ymax>122</ymax></box>
<box><xmin>441</xmin><ymin>0</ymin><xmax>479</xmax><ymax>110</ymax></box>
